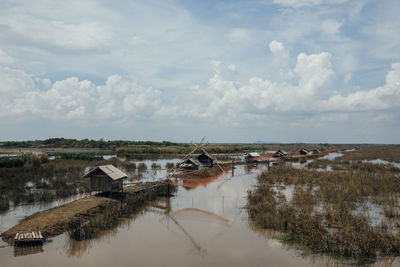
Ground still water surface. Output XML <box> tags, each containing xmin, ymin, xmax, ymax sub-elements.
<box><xmin>1</xmin><ymin>159</ymin><xmax>398</xmax><ymax>266</ymax></box>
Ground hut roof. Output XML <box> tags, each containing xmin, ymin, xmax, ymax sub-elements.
<box><xmin>246</xmin><ymin>152</ymin><xmax>260</xmax><ymax>158</ymax></box>
<box><xmin>82</xmin><ymin>165</ymin><xmax>127</xmax><ymax>180</ymax></box>
<box><xmin>198</xmin><ymin>151</ymin><xmax>216</xmax><ymax>161</ymax></box>
<box><xmin>181</xmin><ymin>158</ymin><xmax>200</xmax><ymax>166</ymax></box>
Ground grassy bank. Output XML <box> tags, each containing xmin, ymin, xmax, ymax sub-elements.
<box><xmin>1</xmin><ymin>182</ymin><xmax>175</xmax><ymax>244</ymax></box>
<box><xmin>247</xmin><ymin>146</ymin><xmax>400</xmax><ymax>263</ymax></box>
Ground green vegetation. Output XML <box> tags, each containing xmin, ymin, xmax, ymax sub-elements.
<box><xmin>57</xmin><ymin>153</ymin><xmax>103</xmax><ymax>161</ymax></box>
<box><xmin>0</xmin><ymin>153</ymin><xmax>49</xmax><ymax>168</ymax></box>
<box><xmin>247</xmin><ymin>146</ymin><xmax>400</xmax><ymax>262</ymax></box>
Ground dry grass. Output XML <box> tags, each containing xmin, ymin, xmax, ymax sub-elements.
<box><xmin>247</xmin><ymin>146</ymin><xmax>400</xmax><ymax>262</ymax></box>
<box><xmin>341</xmin><ymin>145</ymin><xmax>400</xmax><ymax>163</ymax></box>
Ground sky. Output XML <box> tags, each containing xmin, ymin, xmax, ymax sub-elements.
<box><xmin>0</xmin><ymin>0</ymin><xmax>399</xmax><ymax>143</ymax></box>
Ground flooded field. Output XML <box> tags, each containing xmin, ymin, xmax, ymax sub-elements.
<box><xmin>1</xmin><ymin>149</ymin><xmax>400</xmax><ymax>266</ymax></box>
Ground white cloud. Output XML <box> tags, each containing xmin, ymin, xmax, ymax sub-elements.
<box><xmin>294</xmin><ymin>52</ymin><xmax>334</xmax><ymax>96</ymax></box>
<box><xmin>0</xmin><ymin>67</ymin><xmax>161</xmax><ymax>122</ymax></box>
<box><xmin>320</xmin><ymin>19</ymin><xmax>343</xmax><ymax>39</ymax></box>
<box><xmin>0</xmin><ymin>0</ymin><xmax>114</xmax><ymax>53</ymax></box>
<box><xmin>269</xmin><ymin>40</ymin><xmax>289</xmax><ymax>65</ymax></box>
<box><xmin>162</xmin><ymin>51</ymin><xmax>399</xmax><ymax>127</ymax></box>
<box><xmin>320</xmin><ymin>63</ymin><xmax>400</xmax><ymax>111</ymax></box>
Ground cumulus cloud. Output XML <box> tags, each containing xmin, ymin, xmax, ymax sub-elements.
<box><xmin>269</xmin><ymin>40</ymin><xmax>289</xmax><ymax>65</ymax></box>
<box><xmin>320</xmin><ymin>63</ymin><xmax>400</xmax><ymax>111</ymax></box>
<box><xmin>0</xmin><ymin>67</ymin><xmax>161</xmax><ymax>122</ymax></box>
<box><xmin>165</xmin><ymin>50</ymin><xmax>399</xmax><ymax>126</ymax></box>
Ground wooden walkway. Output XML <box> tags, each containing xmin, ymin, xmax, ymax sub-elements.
<box><xmin>14</xmin><ymin>231</ymin><xmax>44</xmax><ymax>246</ymax></box>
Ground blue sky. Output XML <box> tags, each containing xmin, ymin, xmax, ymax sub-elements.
<box><xmin>0</xmin><ymin>0</ymin><xmax>399</xmax><ymax>143</ymax></box>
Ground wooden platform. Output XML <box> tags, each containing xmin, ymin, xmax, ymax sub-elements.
<box><xmin>14</xmin><ymin>231</ymin><xmax>44</xmax><ymax>246</ymax></box>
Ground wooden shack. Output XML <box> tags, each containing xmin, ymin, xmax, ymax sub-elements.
<box><xmin>179</xmin><ymin>158</ymin><xmax>200</xmax><ymax>170</ymax></box>
<box><xmin>299</xmin><ymin>149</ymin><xmax>308</xmax><ymax>155</ymax></box>
<box><xmin>244</xmin><ymin>152</ymin><xmax>260</xmax><ymax>162</ymax></box>
<box><xmin>272</xmin><ymin>150</ymin><xmax>286</xmax><ymax>158</ymax></box>
<box><xmin>82</xmin><ymin>165</ymin><xmax>127</xmax><ymax>195</ymax></box>
<box><xmin>197</xmin><ymin>152</ymin><xmax>216</xmax><ymax>167</ymax></box>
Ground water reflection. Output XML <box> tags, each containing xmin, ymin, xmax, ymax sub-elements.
<box><xmin>14</xmin><ymin>245</ymin><xmax>44</xmax><ymax>257</ymax></box>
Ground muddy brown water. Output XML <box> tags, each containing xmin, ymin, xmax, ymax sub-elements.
<box><xmin>1</xmin><ymin>157</ymin><xmax>399</xmax><ymax>266</ymax></box>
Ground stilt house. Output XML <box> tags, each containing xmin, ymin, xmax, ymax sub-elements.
<box><xmin>82</xmin><ymin>165</ymin><xmax>127</xmax><ymax>195</ymax></box>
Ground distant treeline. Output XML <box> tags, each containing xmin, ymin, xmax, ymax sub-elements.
<box><xmin>0</xmin><ymin>138</ymin><xmax>180</xmax><ymax>149</ymax></box>
<box><xmin>116</xmin><ymin>144</ymin><xmax>264</xmax><ymax>155</ymax></box>
<box><xmin>0</xmin><ymin>138</ymin><xmax>346</xmax><ymax>155</ymax></box>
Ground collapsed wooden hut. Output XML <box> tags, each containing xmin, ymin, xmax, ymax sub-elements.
<box><xmin>82</xmin><ymin>165</ymin><xmax>127</xmax><ymax>195</ymax></box>
<box><xmin>179</xmin><ymin>158</ymin><xmax>200</xmax><ymax>170</ymax></box>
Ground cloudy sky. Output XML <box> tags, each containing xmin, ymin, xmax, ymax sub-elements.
<box><xmin>0</xmin><ymin>0</ymin><xmax>399</xmax><ymax>143</ymax></box>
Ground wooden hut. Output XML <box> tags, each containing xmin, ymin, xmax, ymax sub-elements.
<box><xmin>82</xmin><ymin>165</ymin><xmax>127</xmax><ymax>195</ymax></box>
<box><xmin>272</xmin><ymin>150</ymin><xmax>286</xmax><ymax>158</ymax></box>
<box><xmin>299</xmin><ymin>149</ymin><xmax>308</xmax><ymax>155</ymax></box>
<box><xmin>244</xmin><ymin>152</ymin><xmax>260</xmax><ymax>162</ymax></box>
<box><xmin>197</xmin><ymin>152</ymin><xmax>216</xmax><ymax>167</ymax></box>
<box><xmin>179</xmin><ymin>158</ymin><xmax>200</xmax><ymax>170</ymax></box>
